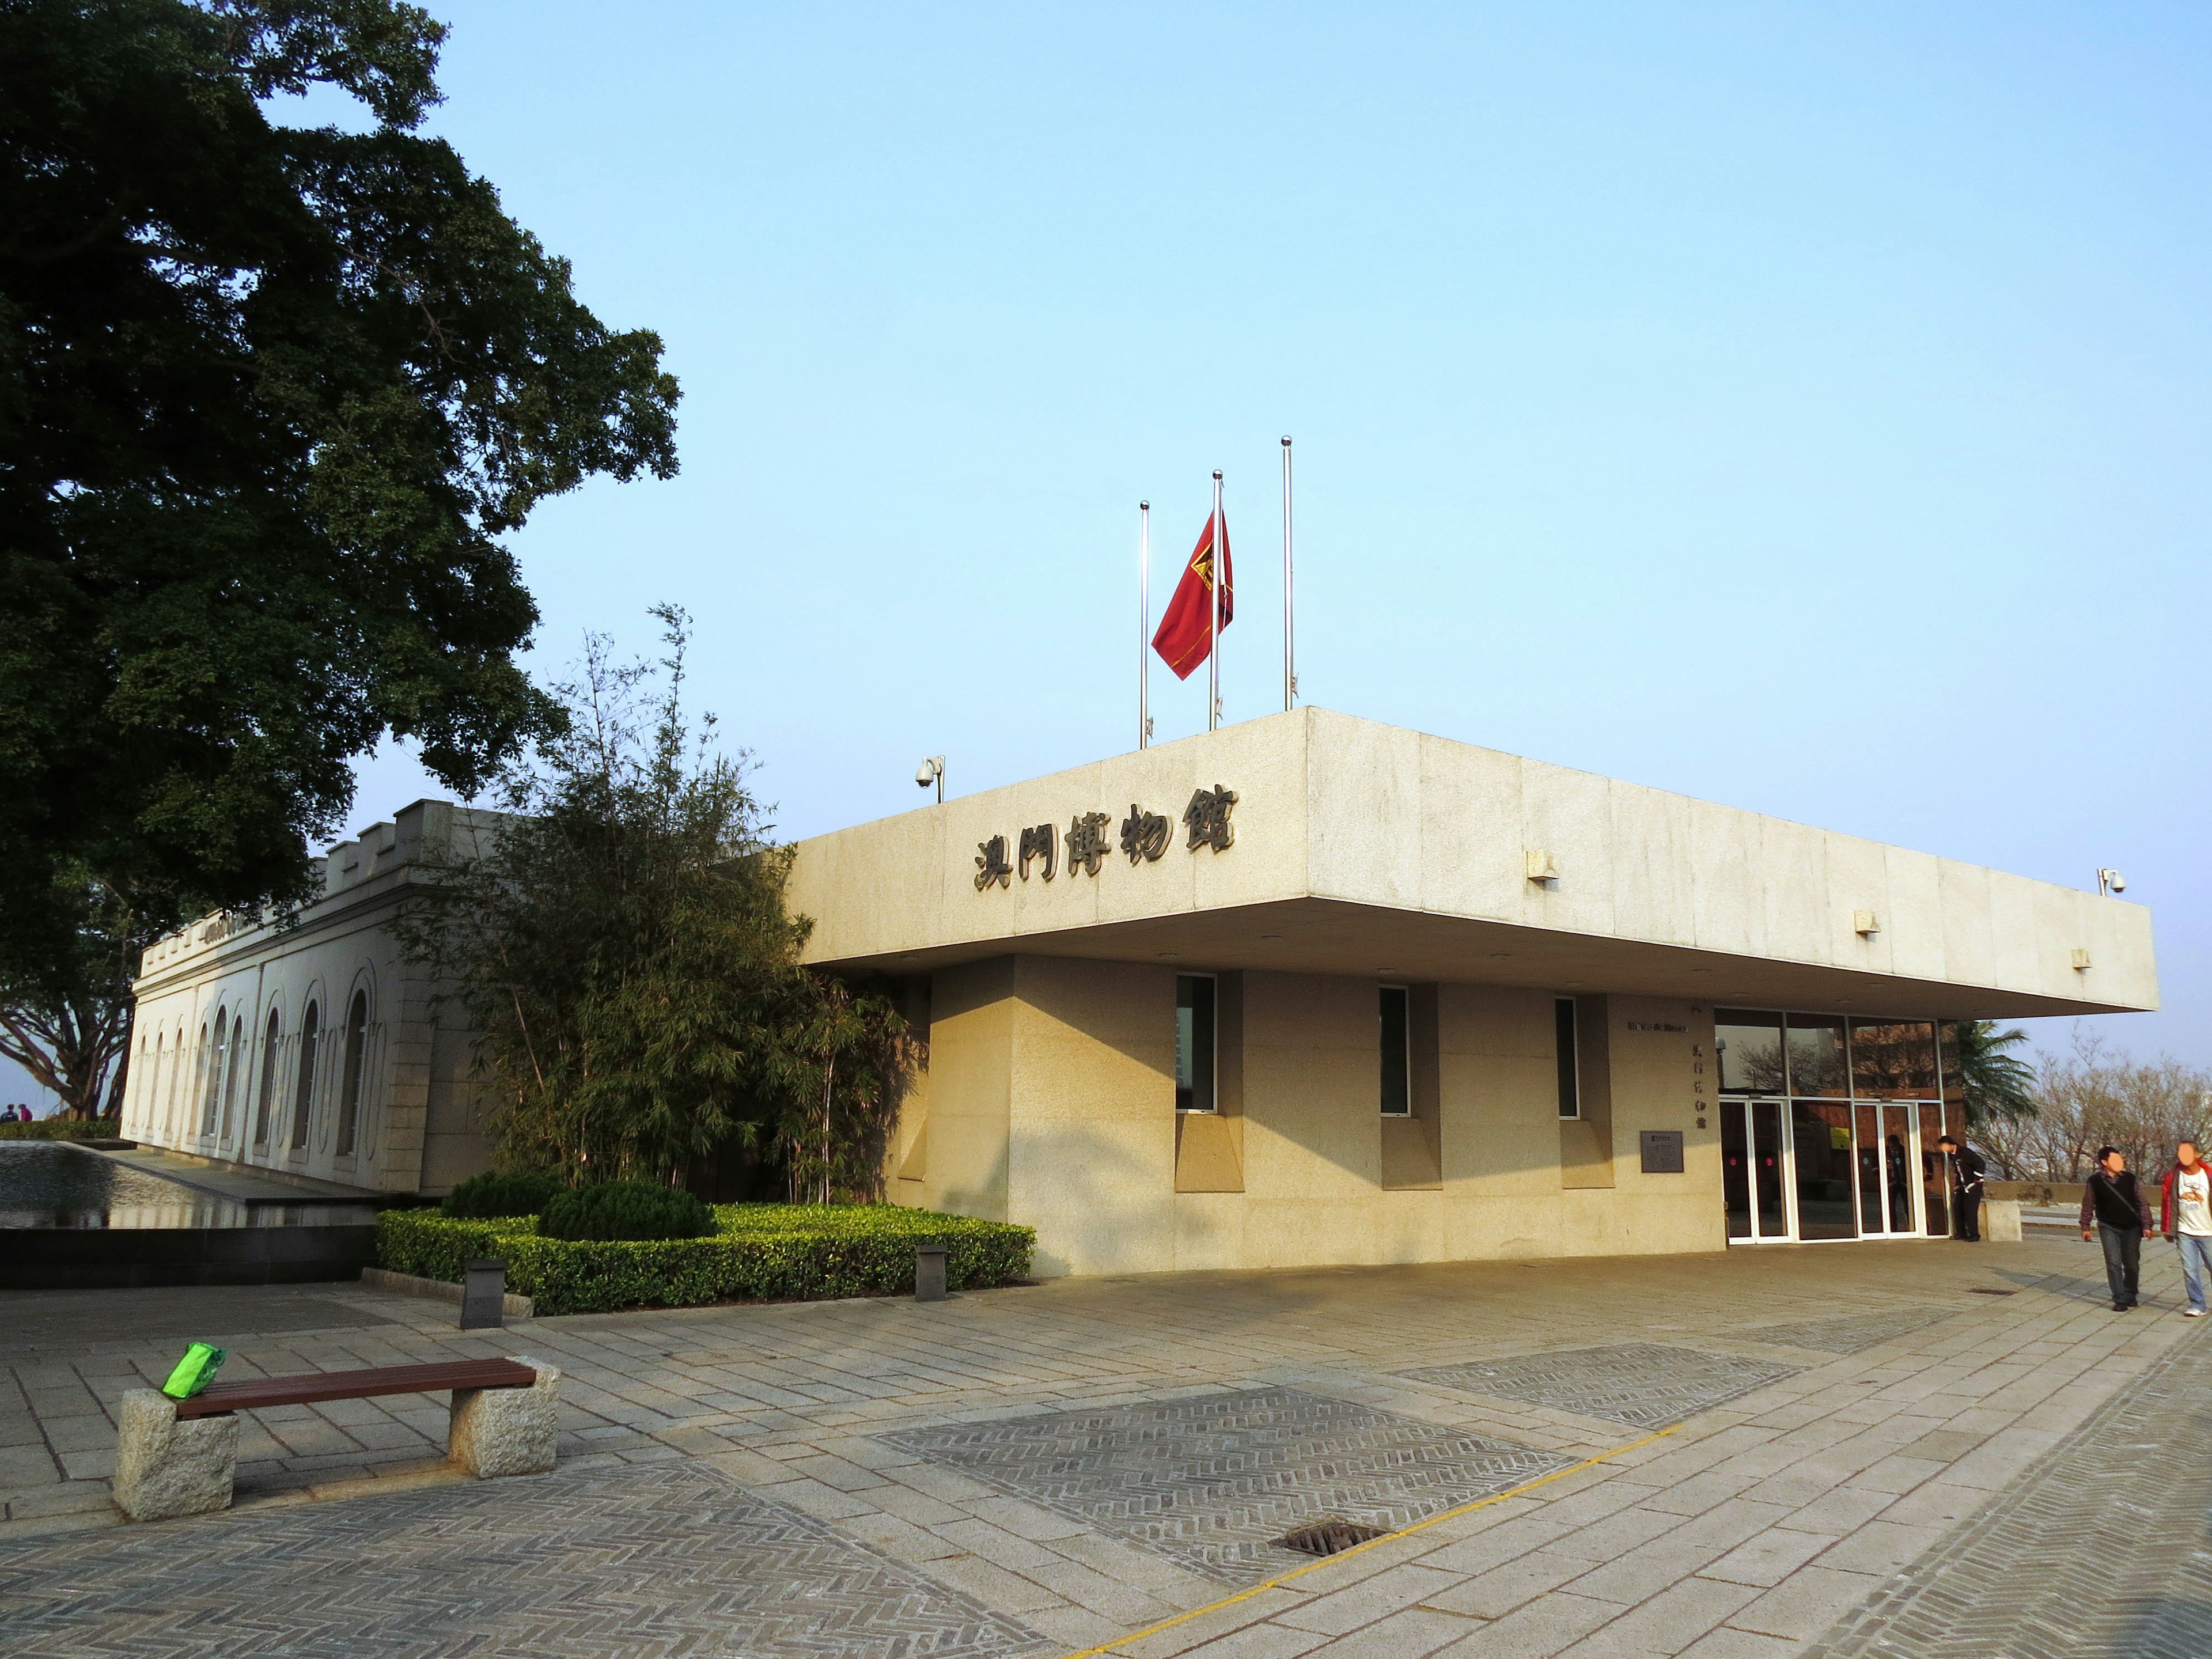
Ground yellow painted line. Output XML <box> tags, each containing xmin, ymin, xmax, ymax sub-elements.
<box><xmin>1054</xmin><ymin>1422</ymin><xmax>1683</xmax><ymax>1659</ymax></box>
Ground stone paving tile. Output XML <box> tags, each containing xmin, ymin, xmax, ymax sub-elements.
<box><xmin>885</xmin><ymin>1386</ymin><xmax>1573</xmax><ymax>1584</ymax></box>
<box><xmin>0</xmin><ymin>1459</ymin><xmax>1047</xmax><ymax>1658</ymax></box>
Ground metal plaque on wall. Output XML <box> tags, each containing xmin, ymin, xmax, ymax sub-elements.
<box><xmin>1639</xmin><ymin>1131</ymin><xmax>1685</xmax><ymax>1175</ymax></box>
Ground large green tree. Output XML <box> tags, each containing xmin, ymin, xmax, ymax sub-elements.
<box><xmin>0</xmin><ymin>0</ymin><xmax>679</xmax><ymax>988</ymax></box>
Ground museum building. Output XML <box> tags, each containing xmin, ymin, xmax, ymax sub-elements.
<box><xmin>120</xmin><ymin>709</ymin><xmax>2156</xmax><ymax>1277</ymax></box>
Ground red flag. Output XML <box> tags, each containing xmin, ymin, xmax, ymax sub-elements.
<box><xmin>1150</xmin><ymin>511</ymin><xmax>1233</xmax><ymax>680</ymax></box>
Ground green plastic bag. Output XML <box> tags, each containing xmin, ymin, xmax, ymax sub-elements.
<box><xmin>160</xmin><ymin>1343</ymin><xmax>226</xmax><ymax>1400</ymax></box>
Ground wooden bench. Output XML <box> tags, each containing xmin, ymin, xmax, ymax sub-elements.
<box><xmin>173</xmin><ymin>1358</ymin><xmax>539</xmax><ymax>1418</ymax></box>
<box><xmin>115</xmin><ymin>1356</ymin><xmax>562</xmax><ymax>1523</ymax></box>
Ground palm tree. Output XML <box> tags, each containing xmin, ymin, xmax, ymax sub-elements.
<box><xmin>1950</xmin><ymin>1020</ymin><xmax>2037</xmax><ymax>1127</ymax></box>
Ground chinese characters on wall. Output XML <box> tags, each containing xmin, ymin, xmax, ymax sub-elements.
<box><xmin>974</xmin><ymin>786</ymin><xmax>1237</xmax><ymax>892</ymax></box>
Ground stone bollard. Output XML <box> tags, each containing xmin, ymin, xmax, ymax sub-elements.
<box><xmin>915</xmin><ymin>1243</ymin><xmax>948</xmax><ymax>1302</ymax></box>
<box><xmin>1982</xmin><ymin>1199</ymin><xmax>2023</xmax><ymax>1243</ymax></box>
<box><xmin>449</xmin><ymin>1359</ymin><xmax>562</xmax><ymax>1478</ymax></box>
<box><xmin>460</xmin><ymin>1258</ymin><xmax>507</xmax><ymax>1330</ymax></box>
<box><xmin>113</xmin><ymin>1389</ymin><xmax>238</xmax><ymax>1522</ymax></box>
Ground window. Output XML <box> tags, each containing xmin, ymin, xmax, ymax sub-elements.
<box><xmin>336</xmin><ymin>990</ymin><xmax>369</xmax><ymax>1157</ymax></box>
<box><xmin>253</xmin><ymin>1009</ymin><xmax>281</xmax><ymax>1146</ymax></box>
<box><xmin>1715</xmin><ymin>1009</ymin><xmax>1785</xmax><ymax>1095</ymax></box>
<box><xmin>1378</xmin><ymin>986</ymin><xmax>1410</xmax><ymax>1116</ymax></box>
<box><xmin>291</xmin><ymin>1000</ymin><xmax>319</xmax><ymax>1150</ymax></box>
<box><xmin>1849</xmin><ymin>1020</ymin><xmax>1939</xmax><ymax>1100</ymax></box>
<box><xmin>1555</xmin><ymin>998</ymin><xmax>1580</xmax><ymax>1119</ymax></box>
<box><xmin>1783</xmin><ymin>1013</ymin><xmax>1848</xmax><ymax>1097</ymax></box>
<box><xmin>163</xmin><ymin>1028</ymin><xmax>181</xmax><ymax>1138</ymax></box>
<box><xmin>219</xmin><ymin>1014</ymin><xmax>245</xmax><ymax>1142</ymax></box>
<box><xmin>196</xmin><ymin>1020</ymin><xmax>217</xmax><ymax>1135</ymax></box>
<box><xmin>1175</xmin><ymin>975</ymin><xmax>1216</xmax><ymax>1113</ymax></box>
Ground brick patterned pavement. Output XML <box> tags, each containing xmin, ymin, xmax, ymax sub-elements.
<box><xmin>885</xmin><ymin>1385</ymin><xmax>1573</xmax><ymax>1582</ymax></box>
<box><xmin>0</xmin><ymin>1458</ymin><xmax>1047</xmax><ymax>1658</ymax></box>
<box><xmin>0</xmin><ymin>1236</ymin><xmax>2202</xmax><ymax>1657</ymax></box>
<box><xmin>1801</xmin><ymin>1313</ymin><xmax>2212</xmax><ymax>1659</ymax></box>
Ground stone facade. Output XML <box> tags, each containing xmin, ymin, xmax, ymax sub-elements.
<box><xmin>121</xmin><ymin>800</ymin><xmax>502</xmax><ymax>1196</ymax></box>
<box><xmin>786</xmin><ymin>708</ymin><xmax>2157</xmax><ymax>1277</ymax></box>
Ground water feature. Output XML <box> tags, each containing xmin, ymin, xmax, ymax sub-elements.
<box><xmin>0</xmin><ymin>1143</ymin><xmax>380</xmax><ymax>1287</ymax></box>
<box><xmin>0</xmin><ymin>1142</ymin><xmax>376</xmax><ymax>1229</ymax></box>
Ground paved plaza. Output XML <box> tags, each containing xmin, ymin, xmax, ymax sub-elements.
<box><xmin>2</xmin><ymin>1236</ymin><xmax>2205</xmax><ymax>1657</ymax></box>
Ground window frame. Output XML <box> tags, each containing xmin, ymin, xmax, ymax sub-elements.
<box><xmin>253</xmin><ymin>1007</ymin><xmax>282</xmax><ymax>1147</ymax></box>
<box><xmin>1555</xmin><ymin>997</ymin><xmax>1581</xmax><ymax>1121</ymax></box>
<box><xmin>1378</xmin><ymin>984</ymin><xmax>1412</xmax><ymax>1118</ymax></box>
<box><xmin>335</xmin><ymin>988</ymin><xmax>370</xmax><ymax>1157</ymax></box>
<box><xmin>1174</xmin><ymin>972</ymin><xmax>1219</xmax><ymax>1114</ymax></box>
<box><xmin>290</xmin><ymin>999</ymin><xmax>320</xmax><ymax>1151</ymax></box>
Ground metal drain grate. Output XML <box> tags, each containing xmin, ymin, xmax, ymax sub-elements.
<box><xmin>1967</xmin><ymin>1288</ymin><xmax>2018</xmax><ymax>1296</ymax></box>
<box><xmin>1274</xmin><ymin>1519</ymin><xmax>1387</xmax><ymax>1556</ymax></box>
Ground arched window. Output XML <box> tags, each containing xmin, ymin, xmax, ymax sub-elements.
<box><xmin>166</xmin><ymin>1025</ymin><xmax>185</xmax><ymax>1141</ymax></box>
<box><xmin>151</xmin><ymin>1032</ymin><xmax>167</xmax><ymax>1139</ymax></box>
<box><xmin>253</xmin><ymin>1009</ymin><xmax>281</xmax><ymax>1146</ymax></box>
<box><xmin>196</xmin><ymin>1019</ymin><xmax>217</xmax><ymax>1136</ymax></box>
<box><xmin>290</xmin><ymin>1000</ymin><xmax>319</xmax><ymax>1150</ymax></box>
<box><xmin>336</xmin><ymin>990</ymin><xmax>370</xmax><ymax>1157</ymax></box>
<box><xmin>219</xmin><ymin>1014</ymin><xmax>245</xmax><ymax>1145</ymax></box>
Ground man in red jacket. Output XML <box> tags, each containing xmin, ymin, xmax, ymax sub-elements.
<box><xmin>2159</xmin><ymin>1140</ymin><xmax>2212</xmax><ymax>1318</ymax></box>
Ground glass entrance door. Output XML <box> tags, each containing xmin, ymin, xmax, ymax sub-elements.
<box><xmin>1724</xmin><ymin>1100</ymin><xmax>1790</xmax><ymax>1240</ymax></box>
<box><xmin>1855</xmin><ymin>1102</ymin><xmax>1922</xmax><ymax>1236</ymax></box>
<box><xmin>1791</xmin><ymin>1101</ymin><xmax>1858</xmax><ymax>1239</ymax></box>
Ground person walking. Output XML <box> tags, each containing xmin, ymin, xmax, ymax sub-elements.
<box><xmin>1937</xmin><ymin>1134</ymin><xmax>1986</xmax><ymax>1241</ymax></box>
<box><xmin>2081</xmin><ymin>1147</ymin><xmax>2154</xmax><ymax>1311</ymax></box>
<box><xmin>2159</xmin><ymin>1140</ymin><xmax>2212</xmax><ymax>1319</ymax></box>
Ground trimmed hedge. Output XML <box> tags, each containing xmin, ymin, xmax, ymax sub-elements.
<box><xmin>442</xmin><ymin>1170</ymin><xmax>562</xmax><ymax>1219</ymax></box>
<box><xmin>0</xmin><ymin>1118</ymin><xmax>115</xmax><ymax>1141</ymax></box>
<box><xmin>541</xmin><ymin>1180</ymin><xmax>714</xmax><ymax>1241</ymax></box>
<box><xmin>377</xmin><ymin>1202</ymin><xmax>1035</xmax><ymax>1315</ymax></box>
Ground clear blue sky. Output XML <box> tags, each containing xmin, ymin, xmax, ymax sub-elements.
<box><xmin>13</xmin><ymin>3</ymin><xmax>2208</xmax><ymax>1104</ymax></box>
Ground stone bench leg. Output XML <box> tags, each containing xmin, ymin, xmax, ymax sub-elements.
<box><xmin>113</xmin><ymin>1389</ymin><xmax>238</xmax><ymax>1522</ymax></box>
<box><xmin>448</xmin><ymin>1359</ymin><xmax>560</xmax><ymax>1478</ymax></box>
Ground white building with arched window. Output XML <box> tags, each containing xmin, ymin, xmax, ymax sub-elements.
<box><xmin>120</xmin><ymin>800</ymin><xmax>501</xmax><ymax>1195</ymax></box>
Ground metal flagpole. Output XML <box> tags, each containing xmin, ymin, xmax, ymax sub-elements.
<box><xmin>1138</xmin><ymin>501</ymin><xmax>1151</xmax><ymax>751</ymax></box>
<box><xmin>1209</xmin><ymin>471</ymin><xmax>1224</xmax><ymax>732</ymax></box>
<box><xmin>1281</xmin><ymin>435</ymin><xmax>1294</xmax><ymax>713</ymax></box>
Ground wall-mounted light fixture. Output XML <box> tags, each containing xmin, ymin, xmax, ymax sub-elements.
<box><xmin>2071</xmin><ymin>948</ymin><xmax>2093</xmax><ymax>971</ymax></box>
<box><xmin>1853</xmin><ymin>910</ymin><xmax>1880</xmax><ymax>937</ymax></box>
<box><xmin>1525</xmin><ymin>850</ymin><xmax>1559</xmax><ymax>887</ymax></box>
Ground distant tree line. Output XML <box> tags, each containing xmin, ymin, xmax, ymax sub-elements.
<box><xmin>1976</xmin><ymin>1028</ymin><xmax>2212</xmax><ymax>1181</ymax></box>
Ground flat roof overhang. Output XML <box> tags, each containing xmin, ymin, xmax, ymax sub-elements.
<box><xmin>787</xmin><ymin>709</ymin><xmax>2156</xmax><ymax>1022</ymax></box>
<box><xmin>823</xmin><ymin>896</ymin><xmax>2146</xmax><ymax>1022</ymax></box>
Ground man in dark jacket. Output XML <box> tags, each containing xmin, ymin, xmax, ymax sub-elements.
<box><xmin>2081</xmin><ymin>1147</ymin><xmax>2154</xmax><ymax>1311</ymax></box>
<box><xmin>1937</xmin><ymin>1135</ymin><xmax>1986</xmax><ymax>1242</ymax></box>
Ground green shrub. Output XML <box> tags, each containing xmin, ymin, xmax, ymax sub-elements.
<box><xmin>0</xmin><ymin>1118</ymin><xmax>115</xmax><ymax>1141</ymax></box>
<box><xmin>541</xmin><ymin>1180</ymin><xmax>713</xmax><ymax>1242</ymax></box>
<box><xmin>442</xmin><ymin>1170</ymin><xmax>563</xmax><ymax>1219</ymax></box>
<box><xmin>375</xmin><ymin>1202</ymin><xmax>1035</xmax><ymax>1315</ymax></box>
